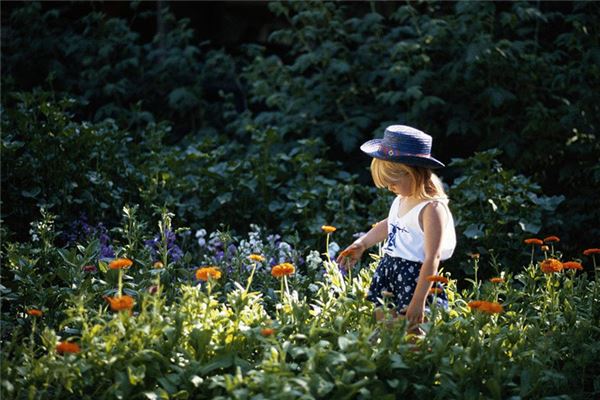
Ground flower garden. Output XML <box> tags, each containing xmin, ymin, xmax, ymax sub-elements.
<box><xmin>2</xmin><ymin>1</ymin><xmax>600</xmax><ymax>399</ymax></box>
<box><xmin>1</xmin><ymin>207</ymin><xmax>599</xmax><ymax>399</ymax></box>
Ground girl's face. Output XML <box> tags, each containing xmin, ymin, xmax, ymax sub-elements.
<box><xmin>386</xmin><ymin>170</ymin><xmax>413</xmax><ymax>197</ymax></box>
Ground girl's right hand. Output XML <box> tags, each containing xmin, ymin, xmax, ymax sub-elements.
<box><xmin>336</xmin><ymin>242</ymin><xmax>366</xmax><ymax>270</ymax></box>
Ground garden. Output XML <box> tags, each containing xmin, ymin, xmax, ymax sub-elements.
<box><xmin>1</xmin><ymin>1</ymin><xmax>599</xmax><ymax>399</ymax></box>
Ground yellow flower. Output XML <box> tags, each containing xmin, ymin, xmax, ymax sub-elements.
<box><xmin>271</xmin><ymin>263</ymin><xmax>295</xmax><ymax>278</ymax></box>
<box><xmin>321</xmin><ymin>225</ymin><xmax>337</xmax><ymax>234</ymax></box>
<box><xmin>109</xmin><ymin>258</ymin><xmax>133</xmax><ymax>269</ymax></box>
<box><xmin>539</xmin><ymin>258</ymin><xmax>563</xmax><ymax>273</ymax></box>
<box><xmin>195</xmin><ymin>266</ymin><xmax>222</xmax><ymax>281</ymax></box>
<box><xmin>153</xmin><ymin>261</ymin><xmax>164</xmax><ymax>269</ymax></box>
<box><xmin>56</xmin><ymin>341</ymin><xmax>81</xmax><ymax>354</ymax></box>
<box><xmin>104</xmin><ymin>295</ymin><xmax>135</xmax><ymax>311</ymax></box>
<box><xmin>248</xmin><ymin>254</ymin><xmax>265</xmax><ymax>263</ymax></box>
<box><xmin>26</xmin><ymin>309</ymin><xmax>43</xmax><ymax>317</ymax></box>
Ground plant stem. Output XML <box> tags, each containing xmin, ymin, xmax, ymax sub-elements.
<box><xmin>118</xmin><ymin>269</ymin><xmax>123</xmax><ymax>297</ymax></box>
<box><xmin>245</xmin><ymin>263</ymin><xmax>257</xmax><ymax>293</ymax></box>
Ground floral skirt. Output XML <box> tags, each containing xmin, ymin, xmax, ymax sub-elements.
<box><xmin>367</xmin><ymin>254</ymin><xmax>448</xmax><ymax>311</ymax></box>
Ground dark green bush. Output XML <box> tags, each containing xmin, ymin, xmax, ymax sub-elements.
<box><xmin>447</xmin><ymin>149</ymin><xmax>564</xmax><ymax>278</ymax></box>
<box><xmin>235</xmin><ymin>0</ymin><xmax>600</xmax><ymax>248</ymax></box>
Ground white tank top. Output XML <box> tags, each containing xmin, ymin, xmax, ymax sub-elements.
<box><xmin>384</xmin><ymin>196</ymin><xmax>456</xmax><ymax>262</ymax></box>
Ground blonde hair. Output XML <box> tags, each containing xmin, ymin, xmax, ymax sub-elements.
<box><xmin>370</xmin><ymin>158</ymin><xmax>448</xmax><ymax>200</ymax></box>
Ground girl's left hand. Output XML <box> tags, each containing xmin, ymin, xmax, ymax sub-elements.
<box><xmin>404</xmin><ymin>300</ymin><xmax>425</xmax><ymax>330</ymax></box>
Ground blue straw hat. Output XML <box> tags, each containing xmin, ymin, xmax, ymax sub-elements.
<box><xmin>360</xmin><ymin>125</ymin><xmax>444</xmax><ymax>169</ymax></box>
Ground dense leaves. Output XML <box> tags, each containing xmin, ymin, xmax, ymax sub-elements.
<box><xmin>1</xmin><ymin>211</ymin><xmax>599</xmax><ymax>399</ymax></box>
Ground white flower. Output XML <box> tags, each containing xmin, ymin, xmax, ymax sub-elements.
<box><xmin>308</xmin><ymin>283</ymin><xmax>319</xmax><ymax>292</ymax></box>
<box><xmin>195</xmin><ymin>229</ymin><xmax>207</xmax><ymax>238</ymax></box>
<box><xmin>306</xmin><ymin>250</ymin><xmax>322</xmax><ymax>270</ymax></box>
<box><xmin>328</xmin><ymin>241</ymin><xmax>340</xmax><ymax>258</ymax></box>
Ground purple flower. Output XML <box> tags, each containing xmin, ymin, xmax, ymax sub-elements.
<box><xmin>66</xmin><ymin>215</ymin><xmax>114</xmax><ymax>259</ymax></box>
<box><xmin>145</xmin><ymin>229</ymin><xmax>183</xmax><ymax>263</ymax></box>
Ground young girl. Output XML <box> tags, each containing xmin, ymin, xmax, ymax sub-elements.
<box><xmin>337</xmin><ymin>125</ymin><xmax>456</xmax><ymax>331</ymax></box>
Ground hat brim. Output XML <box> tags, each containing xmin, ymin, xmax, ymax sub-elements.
<box><xmin>360</xmin><ymin>139</ymin><xmax>445</xmax><ymax>169</ymax></box>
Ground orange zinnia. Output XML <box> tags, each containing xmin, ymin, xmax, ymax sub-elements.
<box><xmin>104</xmin><ymin>295</ymin><xmax>135</xmax><ymax>311</ymax></box>
<box><xmin>109</xmin><ymin>258</ymin><xmax>133</xmax><ymax>270</ymax></box>
<box><xmin>260</xmin><ymin>328</ymin><xmax>275</xmax><ymax>336</ymax></box>
<box><xmin>271</xmin><ymin>263</ymin><xmax>295</xmax><ymax>278</ymax></box>
<box><xmin>468</xmin><ymin>300</ymin><xmax>503</xmax><ymax>314</ymax></box>
<box><xmin>56</xmin><ymin>341</ymin><xmax>81</xmax><ymax>354</ymax></box>
<box><xmin>543</xmin><ymin>236</ymin><xmax>560</xmax><ymax>243</ymax></box>
<box><xmin>26</xmin><ymin>309</ymin><xmax>43</xmax><ymax>317</ymax></box>
<box><xmin>426</xmin><ymin>275</ymin><xmax>449</xmax><ymax>284</ymax></box>
<box><xmin>583</xmin><ymin>248</ymin><xmax>600</xmax><ymax>256</ymax></box>
<box><xmin>321</xmin><ymin>225</ymin><xmax>337</xmax><ymax>233</ymax></box>
<box><xmin>467</xmin><ymin>301</ymin><xmax>485</xmax><ymax>309</ymax></box>
<box><xmin>489</xmin><ymin>277</ymin><xmax>505</xmax><ymax>284</ymax></box>
<box><xmin>248</xmin><ymin>254</ymin><xmax>266</xmax><ymax>263</ymax></box>
<box><xmin>195</xmin><ymin>267</ymin><xmax>222</xmax><ymax>281</ymax></box>
<box><xmin>539</xmin><ymin>258</ymin><xmax>563</xmax><ymax>273</ymax></box>
<box><xmin>562</xmin><ymin>261</ymin><xmax>583</xmax><ymax>270</ymax></box>
<box><xmin>524</xmin><ymin>238</ymin><xmax>543</xmax><ymax>246</ymax></box>
<box><xmin>428</xmin><ymin>287</ymin><xmax>443</xmax><ymax>295</ymax></box>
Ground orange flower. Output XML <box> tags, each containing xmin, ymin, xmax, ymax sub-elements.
<box><xmin>260</xmin><ymin>328</ymin><xmax>275</xmax><ymax>337</ymax></box>
<box><xmin>153</xmin><ymin>261</ymin><xmax>164</xmax><ymax>269</ymax></box>
<box><xmin>195</xmin><ymin>267</ymin><xmax>222</xmax><ymax>281</ymax></box>
<box><xmin>540</xmin><ymin>245</ymin><xmax>549</xmax><ymax>252</ymax></box>
<box><xmin>428</xmin><ymin>287</ymin><xmax>443</xmax><ymax>295</ymax></box>
<box><xmin>271</xmin><ymin>263</ymin><xmax>295</xmax><ymax>278</ymax></box>
<box><xmin>426</xmin><ymin>275</ymin><xmax>449</xmax><ymax>284</ymax></box>
<box><xmin>321</xmin><ymin>225</ymin><xmax>337</xmax><ymax>233</ymax></box>
<box><xmin>468</xmin><ymin>300</ymin><xmax>503</xmax><ymax>314</ymax></box>
<box><xmin>467</xmin><ymin>252</ymin><xmax>480</xmax><ymax>260</ymax></box>
<box><xmin>467</xmin><ymin>300</ymin><xmax>485</xmax><ymax>309</ymax></box>
<box><xmin>562</xmin><ymin>261</ymin><xmax>583</xmax><ymax>270</ymax></box>
<box><xmin>248</xmin><ymin>254</ymin><xmax>266</xmax><ymax>263</ymax></box>
<box><xmin>56</xmin><ymin>341</ymin><xmax>81</xmax><ymax>354</ymax></box>
<box><xmin>543</xmin><ymin>236</ymin><xmax>560</xmax><ymax>243</ymax></box>
<box><xmin>26</xmin><ymin>309</ymin><xmax>43</xmax><ymax>317</ymax></box>
<box><xmin>524</xmin><ymin>238</ymin><xmax>543</xmax><ymax>246</ymax></box>
<box><xmin>539</xmin><ymin>258</ymin><xmax>563</xmax><ymax>273</ymax></box>
<box><xmin>109</xmin><ymin>258</ymin><xmax>133</xmax><ymax>270</ymax></box>
<box><xmin>489</xmin><ymin>277</ymin><xmax>505</xmax><ymax>284</ymax></box>
<box><xmin>104</xmin><ymin>295</ymin><xmax>135</xmax><ymax>311</ymax></box>
<box><xmin>478</xmin><ymin>302</ymin><xmax>504</xmax><ymax>314</ymax></box>
<box><xmin>583</xmin><ymin>248</ymin><xmax>600</xmax><ymax>256</ymax></box>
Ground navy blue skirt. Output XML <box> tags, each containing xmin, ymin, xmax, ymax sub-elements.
<box><xmin>367</xmin><ymin>254</ymin><xmax>448</xmax><ymax>311</ymax></box>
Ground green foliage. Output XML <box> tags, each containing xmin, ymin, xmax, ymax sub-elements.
<box><xmin>1</xmin><ymin>92</ymin><xmax>384</xmax><ymax>248</ymax></box>
<box><xmin>1</xmin><ymin>216</ymin><xmax>599</xmax><ymax>399</ymax></box>
<box><xmin>0</xmin><ymin>91</ymin><xmax>177</xmax><ymax>237</ymax></box>
<box><xmin>0</xmin><ymin>2</ymin><xmax>234</xmax><ymax>135</ymax></box>
<box><xmin>237</xmin><ymin>0</ymin><xmax>600</xmax><ymax>247</ymax></box>
<box><xmin>448</xmin><ymin>149</ymin><xmax>564</xmax><ymax>278</ymax></box>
